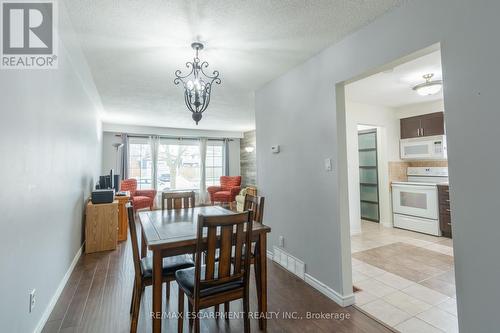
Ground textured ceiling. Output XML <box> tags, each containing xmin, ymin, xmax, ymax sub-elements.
<box><xmin>346</xmin><ymin>50</ymin><xmax>443</xmax><ymax>108</ymax></box>
<box><xmin>65</xmin><ymin>0</ymin><xmax>403</xmax><ymax>131</ymax></box>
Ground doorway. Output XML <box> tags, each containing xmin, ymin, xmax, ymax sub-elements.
<box><xmin>358</xmin><ymin>128</ymin><xmax>380</xmax><ymax>222</ymax></box>
<box><xmin>339</xmin><ymin>45</ymin><xmax>458</xmax><ymax>332</ymax></box>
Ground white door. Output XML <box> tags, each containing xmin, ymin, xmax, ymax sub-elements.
<box><xmin>391</xmin><ymin>184</ymin><xmax>438</xmax><ymax>219</ymax></box>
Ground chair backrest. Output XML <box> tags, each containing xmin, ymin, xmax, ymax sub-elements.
<box><xmin>162</xmin><ymin>191</ymin><xmax>195</xmax><ymax>210</ymax></box>
<box><xmin>194</xmin><ymin>212</ymin><xmax>252</xmax><ymax>300</ymax></box>
<box><xmin>220</xmin><ymin>176</ymin><xmax>241</xmax><ymax>191</ymax></box>
<box><xmin>243</xmin><ymin>194</ymin><xmax>265</xmax><ymax>223</ymax></box>
<box><xmin>126</xmin><ymin>203</ymin><xmax>142</xmax><ymax>281</ymax></box>
<box><xmin>121</xmin><ymin>179</ymin><xmax>137</xmax><ymax>196</ymax></box>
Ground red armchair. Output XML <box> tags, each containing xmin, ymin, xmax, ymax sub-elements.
<box><xmin>120</xmin><ymin>178</ymin><xmax>157</xmax><ymax>210</ymax></box>
<box><xmin>207</xmin><ymin>176</ymin><xmax>241</xmax><ymax>207</ymax></box>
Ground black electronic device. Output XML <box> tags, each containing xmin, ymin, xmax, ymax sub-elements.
<box><xmin>91</xmin><ymin>189</ymin><xmax>114</xmax><ymax>204</ymax></box>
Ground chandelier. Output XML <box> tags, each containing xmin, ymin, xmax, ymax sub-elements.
<box><xmin>174</xmin><ymin>42</ymin><xmax>221</xmax><ymax>124</ymax></box>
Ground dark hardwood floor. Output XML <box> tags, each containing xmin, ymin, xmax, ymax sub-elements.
<box><xmin>42</xmin><ymin>233</ymin><xmax>393</xmax><ymax>333</ymax></box>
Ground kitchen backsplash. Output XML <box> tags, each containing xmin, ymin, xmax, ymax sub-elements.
<box><xmin>389</xmin><ymin>160</ymin><xmax>448</xmax><ymax>183</ymax></box>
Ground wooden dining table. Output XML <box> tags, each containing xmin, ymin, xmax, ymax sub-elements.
<box><xmin>139</xmin><ymin>205</ymin><xmax>271</xmax><ymax>333</ymax></box>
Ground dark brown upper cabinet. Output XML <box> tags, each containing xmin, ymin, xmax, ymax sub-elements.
<box><xmin>400</xmin><ymin>112</ymin><xmax>445</xmax><ymax>139</ymax></box>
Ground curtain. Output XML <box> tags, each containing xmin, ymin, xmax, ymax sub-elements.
<box><xmin>198</xmin><ymin>138</ymin><xmax>208</xmax><ymax>204</ymax></box>
<box><xmin>149</xmin><ymin>136</ymin><xmax>160</xmax><ymax>208</ymax></box>
<box><xmin>224</xmin><ymin>138</ymin><xmax>230</xmax><ymax>176</ymax></box>
<box><xmin>120</xmin><ymin>133</ymin><xmax>129</xmax><ymax>180</ymax></box>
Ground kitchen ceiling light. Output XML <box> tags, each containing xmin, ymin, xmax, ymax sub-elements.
<box><xmin>413</xmin><ymin>73</ymin><xmax>443</xmax><ymax>96</ymax></box>
<box><xmin>174</xmin><ymin>42</ymin><xmax>221</xmax><ymax>124</ymax></box>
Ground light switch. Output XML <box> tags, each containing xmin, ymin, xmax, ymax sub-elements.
<box><xmin>324</xmin><ymin>158</ymin><xmax>332</xmax><ymax>172</ymax></box>
<box><xmin>271</xmin><ymin>145</ymin><xmax>280</xmax><ymax>154</ymax></box>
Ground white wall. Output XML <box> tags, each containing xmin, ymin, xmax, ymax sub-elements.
<box><xmin>256</xmin><ymin>1</ymin><xmax>500</xmax><ymax>331</ymax></box>
<box><xmin>0</xmin><ymin>4</ymin><xmax>103</xmax><ymax>333</ymax></box>
<box><xmin>345</xmin><ymin>102</ymin><xmax>400</xmax><ymax>233</ymax></box>
<box><xmin>102</xmin><ymin>132</ymin><xmax>123</xmax><ymax>174</ymax></box>
<box><xmin>396</xmin><ymin>99</ymin><xmax>445</xmax><ymax>119</ymax></box>
<box><xmin>102</xmin><ymin>131</ymin><xmax>241</xmax><ymax>177</ymax></box>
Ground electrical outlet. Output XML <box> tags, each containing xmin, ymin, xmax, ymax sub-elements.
<box><xmin>29</xmin><ymin>289</ymin><xmax>36</xmax><ymax>313</ymax></box>
<box><xmin>279</xmin><ymin>235</ymin><xmax>284</xmax><ymax>247</ymax></box>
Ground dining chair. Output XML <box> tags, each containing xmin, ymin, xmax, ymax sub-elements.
<box><xmin>243</xmin><ymin>194</ymin><xmax>265</xmax><ymax>223</ymax></box>
<box><xmin>126</xmin><ymin>204</ymin><xmax>194</xmax><ymax>333</ymax></box>
<box><xmin>212</xmin><ymin>193</ymin><xmax>265</xmax><ymax>316</ymax></box>
<box><xmin>162</xmin><ymin>191</ymin><xmax>196</xmax><ymax>211</ymax></box>
<box><xmin>175</xmin><ymin>211</ymin><xmax>253</xmax><ymax>333</ymax></box>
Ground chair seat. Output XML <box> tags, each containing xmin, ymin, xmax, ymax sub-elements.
<box><xmin>175</xmin><ymin>266</ymin><xmax>244</xmax><ymax>298</ymax></box>
<box><xmin>213</xmin><ymin>191</ymin><xmax>231</xmax><ymax>201</ymax></box>
<box><xmin>140</xmin><ymin>255</ymin><xmax>194</xmax><ymax>279</ymax></box>
<box><xmin>133</xmin><ymin>196</ymin><xmax>153</xmax><ymax>205</ymax></box>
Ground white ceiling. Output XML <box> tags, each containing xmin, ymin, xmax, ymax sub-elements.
<box><xmin>346</xmin><ymin>50</ymin><xmax>444</xmax><ymax>108</ymax></box>
<box><xmin>65</xmin><ymin>0</ymin><xmax>403</xmax><ymax>131</ymax></box>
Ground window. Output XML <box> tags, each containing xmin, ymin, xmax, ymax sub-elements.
<box><xmin>127</xmin><ymin>137</ymin><xmax>226</xmax><ymax>192</ymax></box>
<box><xmin>128</xmin><ymin>139</ymin><xmax>153</xmax><ymax>189</ymax></box>
<box><xmin>157</xmin><ymin>139</ymin><xmax>200</xmax><ymax>191</ymax></box>
<box><xmin>206</xmin><ymin>141</ymin><xmax>224</xmax><ymax>186</ymax></box>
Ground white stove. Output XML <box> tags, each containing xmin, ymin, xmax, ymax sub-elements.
<box><xmin>391</xmin><ymin>167</ymin><xmax>449</xmax><ymax>236</ymax></box>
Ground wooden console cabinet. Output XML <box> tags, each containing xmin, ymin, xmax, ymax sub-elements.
<box><xmin>85</xmin><ymin>200</ymin><xmax>118</xmax><ymax>253</ymax></box>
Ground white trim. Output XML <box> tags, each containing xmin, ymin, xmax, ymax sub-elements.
<box><xmin>304</xmin><ymin>273</ymin><xmax>355</xmax><ymax>307</ymax></box>
<box><xmin>34</xmin><ymin>245</ymin><xmax>83</xmax><ymax>333</ymax></box>
<box><xmin>266</xmin><ymin>250</ymin><xmax>273</xmax><ymax>260</ymax></box>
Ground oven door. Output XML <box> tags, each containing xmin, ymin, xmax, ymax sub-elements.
<box><xmin>391</xmin><ymin>183</ymin><xmax>438</xmax><ymax>219</ymax></box>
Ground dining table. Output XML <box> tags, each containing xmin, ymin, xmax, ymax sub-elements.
<box><xmin>139</xmin><ymin>205</ymin><xmax>271</xmax><ymax>333</ymax></box>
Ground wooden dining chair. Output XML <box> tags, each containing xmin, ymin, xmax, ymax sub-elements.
<box><xmin>126</xmin><ymin>204</ymin><xmax>194</xmax><ymax>333</ymax></box>
<box><xmin>212</xmin><ymin>194</ymin><xmax>265</xmax><ymax>316</ymax></box>
<box><xmin>175</xmin><ymin>211</ymin><xmax>253</xmax><ymax>333</ymax></box>
<box><xmin>162</xmin><ymin>191</ymin><xmax>196</xmax><ymax>211</ymax></box>
<box><xmin>244</xmin><ymin>194</ymin><xmax>265</xmax><ymax>224</ymax></box>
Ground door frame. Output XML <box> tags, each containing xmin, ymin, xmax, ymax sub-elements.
<box><xmin>335</xmin><ymin>43</ymin><xmax>443</xmax><ymax>302</ymax></box>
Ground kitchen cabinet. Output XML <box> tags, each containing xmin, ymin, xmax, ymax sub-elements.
<box><xmin>438</xmin><ymin>184</ymin><xmax>452</xmax><ymax>238</ymax></box>
<box><xmin>400</xmin><ymin>112</ymin><xmax>445</xmax><ymax>139</ymax></box>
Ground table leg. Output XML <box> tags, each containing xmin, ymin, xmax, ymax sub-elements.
<box><xmin>257</xmin><ymin>233</ymin><xmax>267</xmax><ymax>330</ymax></box>
<box><xmin>141</xmin><ymin>228</ymin><xmax>147</xmax><ymax>258</ymax></box>
<box><xmin>152</xmin><ymin>250</ymin><xmax>163</xmax><ymax>333</ymax></box>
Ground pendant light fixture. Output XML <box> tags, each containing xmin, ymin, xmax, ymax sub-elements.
<box><xmin>174</xmin><ymin>42</ymin><xmax>221</xmax><ymax>124</ymax></box>
<box><xmin>413</xmin><ymin>73</ymin><xmax>443</xmax><ymax>96</ymax></box>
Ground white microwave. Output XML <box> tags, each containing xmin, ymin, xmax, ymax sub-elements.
<box><xmin>400</xmin><ymin>135</ymin><xmax>447</xmax><ymax>160</ymax></box>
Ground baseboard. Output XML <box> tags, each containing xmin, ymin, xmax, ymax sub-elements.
<box><xmin>304</xmin><ymin>273</ymin><xmax>355</xmax><ymax>307</ymax></box>
<box><xmin>34</xmin><ymin>244</ymin><xmax>84</xmax><ymax>333</ymax></box>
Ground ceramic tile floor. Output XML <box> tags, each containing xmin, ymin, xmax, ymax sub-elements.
<box><xmin>351</xmin><ymin>221</ymin><xmax>458</xmax><ymax>333</ymax></box>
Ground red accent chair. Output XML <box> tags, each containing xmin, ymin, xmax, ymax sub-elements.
<box><xmin>207</xmin><ymin>176</ymin><xmax>242</xmax><ymax>207</ymax></box>
<box><xmin>120</xmin><ymin>178</ymin><xmax>157</xmax><ymax>211</ymax></box>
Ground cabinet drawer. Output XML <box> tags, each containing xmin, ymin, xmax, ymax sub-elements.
<box><xmin>440</xmin><ymin>212</ymin><xmax>452</xmax><ymax>237</ymax></box>
<box><xmin>440</xmin><ymin>213</ymin><xmax>451</xmax><ymax>225</ymax></box>
<box><xmin>440</xmin><ymin>204</ymin><xmax>451</xmax><ymax>216</ymax></box>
